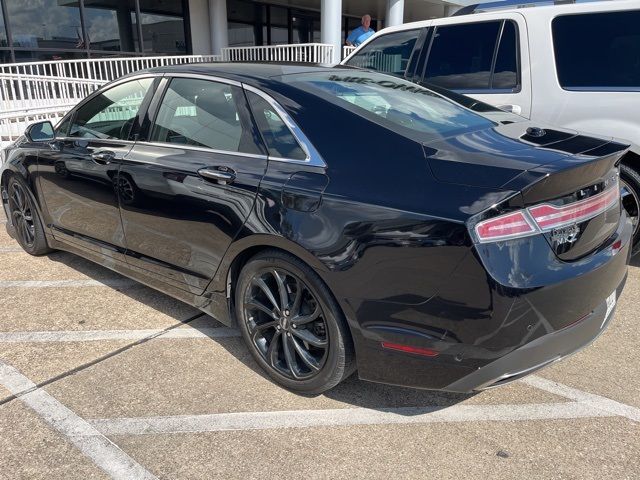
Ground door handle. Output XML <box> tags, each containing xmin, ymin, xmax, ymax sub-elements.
<box><xmin>91</xmin><ymin>151</ymin><xmax>115</xmax><ymax>165</ymax></box>
<box><xmin>198</xmin><ymin>167</ymin><xmax>236</xmax><ymax>185</ymax></box>
<box><xmin>497</xmin><ymin>104</ymin><xmax>522</xmax><ymax>115</ymax></box>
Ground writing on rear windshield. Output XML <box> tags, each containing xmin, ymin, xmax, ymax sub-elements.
<box><xmin>328</xmin><ymin>75</ymin><xmax>435</xmax><ymax>95</ymax></box>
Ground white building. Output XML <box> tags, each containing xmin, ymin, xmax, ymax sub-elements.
<box><xmin>0</xmin><ymin>0</ymin><xmax>468</xmax><ymax>63</ymax></box>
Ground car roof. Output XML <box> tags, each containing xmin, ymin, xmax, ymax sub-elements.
<box><xmin>142</xmin><ymin>62</ymin><xmax>348</xmax><ymax>86</ymax></box>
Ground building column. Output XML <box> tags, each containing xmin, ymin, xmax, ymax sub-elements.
<box><xmin>189</xmin><ymin>0</ymin><xmax>213</xmax><ymax>55</ymax></box>
<box><xmin>321</xmin><ymin>0</ymin><xmax>342</xmax><ymax>63</ymax></box>
<box><xmin>386</xmin><ymin>0</ymin><xmax>404</xmax><ymax>28</ymax></box>
<box><xmin>444</xmin><ymin>4</ymin><xmax>461</xmax><ymax>16</ymax></box>
<box><xmin>209</xmin><ymin>0</ymin><xmax>228</xmax><ymax>56</ymax></box>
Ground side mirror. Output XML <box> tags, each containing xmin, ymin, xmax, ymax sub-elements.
<box><xmin>25</xmin><ymin>121</ymin><xmax>55</xmax><ymax>143</ymax></box>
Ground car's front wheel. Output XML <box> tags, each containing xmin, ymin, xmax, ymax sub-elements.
<box><xmin>6</xmin><ymin>176</ymin><xmax>52</xmax><ymax>256</ymax></box>
<box><xmin>235</xmin><ymin>250</ymin><xmax>355</xmax><ymax>394</ymax></box>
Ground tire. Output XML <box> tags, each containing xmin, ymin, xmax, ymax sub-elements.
<box><xmin>235</xmin><ymin>250</ymin><xmax>355</xmax><ymax>394</ymax></box>
<box><xmin>620</xmin><ymin>164</ymin><xmax>640</xmax><ymax>256</ymax></box>
<box><xmin>6</xmin><ymin>176</ymin><xmax>52</xmax><ymax>256</ymax></box>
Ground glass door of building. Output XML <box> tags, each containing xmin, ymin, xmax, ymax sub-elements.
<box><xmin>291</xmin><ymin>11</ymin><xmax>320</xmax><ymax>44</ymax></box>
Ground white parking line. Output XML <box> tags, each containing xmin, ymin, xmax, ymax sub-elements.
<box><xmin>0</xmin><ymin>279</ymin><xmax>138</xmax><ymax>288</ymax></box>
<box><xmin>0</xmin><ymin>360</ymin><xmax>158</xmax><ymax>480</ymax></box>
<box><xmin>522</xmin><ymin>375</ymin><xmax>640</xmax><ymax>422</ymax></box>
<box><xmin>0</xmin><ymin>327</ymin><xmax>240</xmax><ymax>343</ymax></box>
<box><xmin>90</xmin><ymin>401</ymin><xmax>615</xmax><ymax>435</ymax></box>
<box><xmin>0</xmin><ymin>246</ymin><xmax>23</xmax><ymax>253</ymax></box>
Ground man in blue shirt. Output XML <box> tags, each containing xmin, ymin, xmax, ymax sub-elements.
<box><xmin>346</xmin><ymin>15</ymin><xmax>375</xmax><ymax>47</ymax></box>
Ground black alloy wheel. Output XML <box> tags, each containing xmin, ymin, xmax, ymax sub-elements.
<box><xmin>6</xmin><ymin>176</ymin><xmax>51</xmax><ymax>255</ymax></box>
<box><xmin>114</xmin><ymin>174</ymin><xmax>137</xmax><ymax>205</ymax></box>
<box><xmin>621</xmin><ymin>164</ymin><xmax>640</xmax><ymax>255</ymax></box>
<box><xmin>236</xmin><ymin>250</ymin><xmax>354</xmax><ymax>393</ymax></box>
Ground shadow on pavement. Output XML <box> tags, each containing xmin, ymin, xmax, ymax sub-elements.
<box><xmin>45</xmin><ymin>249</ymin><xmax>476</xmax><ymax>413</ymax></box>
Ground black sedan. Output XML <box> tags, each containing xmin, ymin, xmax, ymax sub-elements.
<box><xmin>1</xmin><ymin>64</ymin><xmax>632</xmax><ymax>394</ymax></box>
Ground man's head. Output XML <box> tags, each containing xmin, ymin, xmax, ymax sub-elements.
<box><xmin>361</xmin><ymin>14</ymin><xmax>372</xmax><ymax>30</ymax></box>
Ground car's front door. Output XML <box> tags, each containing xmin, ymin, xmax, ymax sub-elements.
<box><xmin>37</xmin><ymin>76</ymin><xmax>155</xmax><ymax>258</ymax></box>
<box><xmin>118</xmin><ymin>75</ymin><xmax>269</xmax><ymax>292</ymax></box>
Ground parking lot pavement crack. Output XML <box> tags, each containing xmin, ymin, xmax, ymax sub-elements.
<box><xmin>521</xmin><ymin>375</ymin><xmax>640</xmax><ymax>423</ymax></box>
<box><xmin>0</xmin><ymin>311</ymin><xmax>206</xmax><ymax>408</ymax></box>
<box><xmin>0</xmin><ymin>359</ymin><xmax>159</xmax><ymax>479</ymax></box>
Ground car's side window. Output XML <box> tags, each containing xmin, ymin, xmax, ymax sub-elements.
<box><xmin>552</xmin><ymin>11</ymin><xmax>640</xmax><ymax>90</ymax></box>
<box><xmin>69</xmin><ymin>78</ymin><xmax>153</xmax><ymax>139</ymax></box>
<box><xmin>423</xmin><ymin>20</ymin><xmax>519</xmax><ymax>92</ymax></box>
<box><xmin>55</xmin><ymin>115</ymin><xmax>72</xmax><ymax>137</ymax></box>
<box><xmin>150</xmin><ymin>77</ymin><xmax>260</xmax><ymax>154</ymax></box>
<box><xmin>344</xmin><ymin>29</ymin><xmax>422</xmax><ymax>78</ymax></box>
<box><xmin>246</xmin><ymin>91</ymin><xmax>306</xmax><ymax>160</ymax></box>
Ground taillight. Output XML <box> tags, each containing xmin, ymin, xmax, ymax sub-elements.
<box><xmin>474</xmin><ymin>179</ymin><xmax>619</xmax><ymax>243</ymax></box>
<box><xmin>529</xmin><ymin>184</ymin><xmax>619</xmax><ymax>230</ymax></box>
<box><xmin>474</xmin><ymin>211</ymin><xmax>537</xmax><ymax>242</ymax></box>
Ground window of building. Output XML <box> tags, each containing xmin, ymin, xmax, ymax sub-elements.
<box><xmin>247</xmin><ymin>91</ymin><xmax>306</xmax><ymax>160</ymax></box>
<box><xmin>345</xmin><ymin>29</ymin><xmax>421</xmax><ymax>78</ymax></box>
<box><xmin>137</xmin><ymin>0</ymin><xmax>187</xmax><ymax>55</ymax></box>
<box><xmin>424</xmin><ymin>21</ymin><xmax>502</xmax><ymax>90</ymax></box>
<box><xmin>5</xmin><ymin>0</ymin><xmax>83</xmax><ymax>49</ymax></box>
<box><xmin>83</xmin><ymin>0</ymin><xmax>137</xmax><ymax>53</ymax></box>
<box><xmin>150</xmin><ymin>77</ymin><xmax>259</xmax><ymax>154</ymax></box>
<box><xmin>0</xmin><ymin>6</ymin><xmax>7</xmax><ymax>47</ymax></box>
<box><xmin>270</xmin><ymin>5</ymin><xmax>289</xmax><ymax>45</ymax></box>
<box><xmin>553</xmin><ymin>11</ymin><xmax>640</xmax><ymax>90</ymax></box>
<box><xmin>69</xmin><ymin>78</ymin><xmax>152</xmax><ymax>139</ymax></box>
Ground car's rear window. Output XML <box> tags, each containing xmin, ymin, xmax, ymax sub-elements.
<box><xmin>553</xmin><ymin>11</ymin><xmax>640</xmax><ymax>90</ymax></box>
<box><xmin>278</xmin><ymin>71</ymin><xmax>496</xmax><ymax>142</ymax></box>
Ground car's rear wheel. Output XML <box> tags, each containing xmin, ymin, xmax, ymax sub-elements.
<box><xmin>621</xmin><ymin>164</ymin><xmax>640</xmax><ymax>255</ymax></box>
<box><xmin>6</xmin><ymin>176</ymin><xmax>52</xmax><ymax>256</ymax></box>
<box><xmin>235</xmin><ymin>250</ymin><xmax>354</xmax><ymax>394</ymax></box>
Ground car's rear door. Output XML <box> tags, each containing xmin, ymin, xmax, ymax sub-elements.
<box><xmin>118</xmin><ymin>74</ymin><xmax>268</xmax><ymax>293</ymax></box>
<box><xmin>417</xmin><ymin>13</ymin><xmax>532</xmax><ymax>118</ymax></box>
<box><xmin>37</xmin><ymin>76</ymin><xmax>156</xmax><ymax>259</ymax></box>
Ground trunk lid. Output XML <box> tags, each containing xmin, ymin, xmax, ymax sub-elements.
<box><xmin>425</xmin><ymin>122</ymin><xmax>629</xmax><ymax>260</ymax></box>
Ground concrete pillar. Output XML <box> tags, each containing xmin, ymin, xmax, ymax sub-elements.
<box><xmin>444</xmin><ymin>4</ymin><xmax>461</xmax><ymax>16</ymax></box>
<box><xmin>189</xmin><ymin>0</ymin><xmax>212</xmax><ymax>55</ymax></box>
<box><xmin>386</xmin><ymin>0</ymin><xmax>404</xmax><ymax>28</ymax></box>
<box><xmin>209</xmin><ymin>0</ymin><xmax>228</xmax><ymax>56</ymax></box>
<box><xmin>116</xmin><ymin>6</ymin><xmax>135</xmax><ymax>52</ymax></box>
<box><xmin>321</xmin><ymin>0</ymin><xmax>342</xmax><ymax>64</ymax></box>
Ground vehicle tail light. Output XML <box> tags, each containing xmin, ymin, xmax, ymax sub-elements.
<box><xmin>474</xmin><ymin>179</ymin><xmax>619</xmax><ymax>243</ymax></box>
<box><xmin>474</xmin><ymin>211</ymin><xmax>537</xmax><ymax>242</ymax></box>
<box><xmin>528</xmin><ymin>184</ymin><xmax>619</xmax><ymax>230</ymax></box>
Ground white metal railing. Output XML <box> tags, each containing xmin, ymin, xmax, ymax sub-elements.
<box><xmin>222</xmin><ymin>43</ymin><xmax>335</xmax><ymax>64</ymax></box>
<box><xmin>0</xmin><ymin>54</ymin><xmax>222</xmax><ymax>82</ymax></box>
<box><xmin>0</xmin><ymin>106</ymin><xmax>72</xmax><ymax>144</ymax></box>
<box><xmin>342</xmin><ymin>46</ymin><xmax>356</xmax><ymax>59</ymax></box>
<box><xmin>0</xmin><ymin>46</ymin><xmax>345</xmax><ymax>145</ymax></box>
<box><xmin>1</xmin><ymin>73</ymin><xmax>106</xmax><ymax>113</ymax></box>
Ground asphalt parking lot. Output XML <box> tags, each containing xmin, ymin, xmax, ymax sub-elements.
<box><xmin>0</xmin><ymin>220</ymin><xmax>638</xmax><ymax>480</ymax></box>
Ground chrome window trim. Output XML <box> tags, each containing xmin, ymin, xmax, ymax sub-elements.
<box><xmin>242</xmin><ymin>83</ymin><xmax>326</xmax><ymax>168</ymax></box>
<box><xmin>131</xmin><ymin>140</ymin><xmax>269</xmax><ymax>160</ymax></box>
<box><xmin>54</xmin><ymin>137</ymin><xmax>137</xmax><ymax>146</ymax></box>
<box><xmin>163</xmin><ymin>72</ymin><xmax>242</xmax><ymax>87</ymax></box>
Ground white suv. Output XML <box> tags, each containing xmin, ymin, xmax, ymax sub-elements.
<box><xmin>341</xmin><ymin>0</ymin><xmax>640</xmax><ymax>253</ymax></box>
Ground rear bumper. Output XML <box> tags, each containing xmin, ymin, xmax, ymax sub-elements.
<box><xmin>350</xmin><ymin>214</ymin><xmax>632</xmax><ymax>391</ymax></box>
<box><xmin>443</xmin><ymin>274</ymin><xmax>626</xmax><ymax>392</ymax></box>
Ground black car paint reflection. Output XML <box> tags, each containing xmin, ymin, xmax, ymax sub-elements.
<box><xmin>1</xmin><ymin>64</ymin><xmax>632</xmax><ymax>392</ymax></box>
